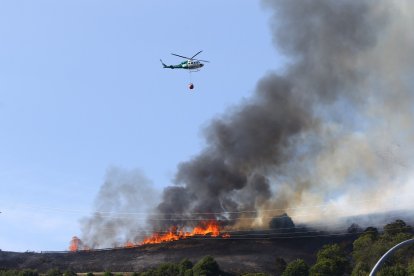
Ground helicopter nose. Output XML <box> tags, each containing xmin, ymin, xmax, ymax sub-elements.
<box><xmin>200</xmin><ymin>63</ymin><xmax>204</xmax><ymax>67</ymax></box>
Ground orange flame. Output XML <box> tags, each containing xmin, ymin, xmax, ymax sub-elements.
<box><xmin>69</xmin><ymin>236</ymin><xmax>81</xmax><ymax>251</ymax></box>
<box><xmin>69</xmin><ymin>220</ymin><xmax>231</xmax><ymax>250</ymax></box>
<box><xmin>140</xmin><ymin>220</ymin><xmax>229</xmax><ymax>245</ymax></box>
<box><xmin>124</xmin><ymin>241</ymin><xmax>135</xmax><ymax>248</ymax></box>
<box><xmin>192</xmin><ymin>220</ymin><xmax>220</xmax><ymax>237</ymax></box>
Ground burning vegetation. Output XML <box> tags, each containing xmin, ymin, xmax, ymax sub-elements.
<box><xmin>140</xmin><ymin>220</ymin><xmax>229</xmax><ymax>245</ymax></box>
<box><xmin>70</xmin><ymin>220</ymin><xmax>230</xmax><ymax>251</ymax></box>
<box><xmin>69</xmin><ymin>236</ymin><xmax>81</xmax><ymax>252</ymax></box>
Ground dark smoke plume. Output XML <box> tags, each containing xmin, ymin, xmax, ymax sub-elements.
<box><xmin>152</xmin><ymin>0</ymin><xmax>414</xmax><ymax>230</ymax></box>
<box><xmin>81</xmin><ymin>1</ymin><xmax>414</xmax><ymax>247</ymax></box>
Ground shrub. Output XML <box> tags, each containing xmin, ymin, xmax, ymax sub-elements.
<box><xmin>310</xmin><ymin>258</ymin><xmax>344</xmax><ymax>276</ymax></box>
<box><xmin>179</xmin><ymin>258</ymin><xmax>193</xmax><ymax>276</ymax></box>
<box><xmin>46</xmin><ymin>269</ymin><xmax>62</xmax><ymax>276</ymax></box>
<box><xmin>155</xmin><ymin>263</ymin><xmax>179</xmax><ymax>276</ymax></box>
<box><xmin>384</xmin><ymin>220</ymin><xmax>412</xmax><ymax>237</ymax></box>
<box><xmin>351</xmin><ymin>262</ymin><xmax>370</xmax><ymax>276</ymax></box>
<box><xmin>363</xmin><ymin>227</ymin><xmax>379</xmax><ymax>240</ymax></box>
<box><xmin>282</xmin><ymin>259</ymin><xmax>309</xmax><ymax>276</ymax></box>
<box><xmin>377</xmin><ymin>265</ymin><xmax>407</xmax><ymax>276</ymax></box>
<box><xmin>310</xmin><ymin>244</ymin><xmax>350</xmax><ymax>276</ymax></box>
<box><xmin>407</xmin><ymin>262</ymin><xmax>414</xmax><ymax>275</ymax></box>
<box><xmin>192</xmin><ymin>256</ymin><xmax>220</xmax><ymax>276</ymax></box>
<box><xmin>353</xmin><ymin>232</ymin><xmax>377</xmax><ymax>265</ymax></box>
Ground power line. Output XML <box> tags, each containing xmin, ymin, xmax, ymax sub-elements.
<box><xmin>4</xmin><ymin>193</ymin><xmax>412</xmax><ymax>217</ymax></box>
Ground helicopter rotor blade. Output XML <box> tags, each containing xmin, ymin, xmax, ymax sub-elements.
<box><xmin>191</xmin><ymin>50</ymin><xmax>203</xmax><ymax>60</ymax></box>
<box><xmin>171</xmin><ymin>53</ymin><xmax>192</xmax><ymax>60</ymax></box>
<box><xmin>196</xmin><ymin>59</ymin><xmax>210</xmax><ymax>63</ymax></box>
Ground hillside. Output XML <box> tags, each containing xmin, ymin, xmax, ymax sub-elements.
<box><xmin>0</xmin><ymin>234</ymin><xmax>357</xmax><ymax>275</ymax></box>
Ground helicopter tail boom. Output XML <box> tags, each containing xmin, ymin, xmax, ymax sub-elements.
<box><xmin>160</xmin><ymin>59</ymin><xmax>168</xmax><ymax>68</ymax></box>
<box><xmin>160</xmin><ymin>59</ymin><xmax>178</xmax><ymax>69</ymax></box>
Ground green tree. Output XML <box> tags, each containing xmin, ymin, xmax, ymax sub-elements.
<box><xmin>351</xmin><ymin>262</ymin><xmax>370</xmax><ymax>276</ymax></box>
<box><xmin>377</xmin><ymin>265</ymin><xmax>407</xmax><ymax>276</ymax></box>
<box><xmin>407</xmin><ymin>262</ymin><xmax>414</xmax><ymax>275</ymax></box>
<box><xmin>310</xmin><ymin>259</ymin><xmax>345</xmax><ymax>276</ymax></box>
<box><xmin>282</xmin><ymin>259</ymin><xmax>309</xmax><ymax>276</ymax></box>
<box><xmin>86</xmin><ymin>273</ymin><xmax>94</xmax><ymax>276</ymax></box>
<box><xmin>155</xmin><ymin>263</ymin><xmax>179</xmax><ymax>276</ymax></box>
<box><xmin>352</xmin><ymin>221</ymin><xmax>414</xmax><ymax>272</ymax></box>
<box><xmin>384</xmin><ymin>220</ymin><xmax>412</xmax><ymax>237</ymax></box>
<box><xmin>103</xmin><ymin>271</ymin><xmax>113</xmax><ymax>276</ymax></box>
<box><xmin>192</xmin><ymin>256</ymin><xmax>220</xmax><ymax>276</ymax></box>
<box><xmin>309</xmin><ymin>244</ymin><xmax>349</xmax><ymax>276</ymax></box>
<box><xmin>363</xmin><ymin>227</ymin><xmax>379</xmax><ymax>240</ymax></box>
<box><xmin>353</xmin><ymin>231</ymin><xmax>378</xmax><ymax>265</ymax></box>
<box><xmin>372</xmin><ymin>233</ymin><xmax>412</xmax><ymax>267</ymax></box>
<box><xmin>352</xmin><ymin>227</ymin><xmax>388</xmax><ymax>269</ymax></box>
<box><xmin>179</xmin><ymin>258</ymin><xmax>193</xmax><ymax>276</ymax></box>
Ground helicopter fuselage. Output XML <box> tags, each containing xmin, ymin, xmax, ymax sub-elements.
<box><xmin>161</xmin><ymin>60</ymin><xmax>204</xmax><ymax>70</ymax></box>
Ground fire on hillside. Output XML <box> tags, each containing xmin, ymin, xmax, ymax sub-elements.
<box><xmin>69</xmin><ymin>220</ymin><xmax>230</xmax><ymax>251</ymax></box>
<box><xmin>140</xmin><ymin>220</ymin><xmax>230</xmax><ymax>245</ymax></box>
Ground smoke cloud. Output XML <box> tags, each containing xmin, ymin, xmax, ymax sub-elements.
<box><xmin>81</xmin><ymin>0</ymin><xmax>414</xmax><ymax>247</ymax></box>
<box><xmin>80</xmin><ymin>167</ymin><xmax>159</xmax><ymax>248</ymax></box>
<box><xmin>152</xmin><ymin>0</ymin><xmax>414</xmax><ymax>230</ymax></box>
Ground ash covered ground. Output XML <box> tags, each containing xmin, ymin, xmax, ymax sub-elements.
<box><xmin>0</xmin><ymin>233</ymin><xmax>357</xmax><ymax>275</ymax></box>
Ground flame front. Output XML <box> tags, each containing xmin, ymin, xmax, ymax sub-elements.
<box><xmin>69</xmin><ymin>220</ymin><xmax>230</xmax><ymax>250</ymax></box>
<box><xmin>139</xmin><ymin>220</ymin><xmax>229</xmax><ymax>245</ymax></box>
<box><xmin>69</xmin><ymin>236</ymin><xmax>81</xmax><ymax>251</ymax></box>
<box><xmin>192</xmin><ymin>220</ymin><xmax>220</xmax><ymax>237</ymax></box>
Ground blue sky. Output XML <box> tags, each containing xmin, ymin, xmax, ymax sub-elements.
<box><xmin>0</xmin><ymin>1</ymin><xmax>285</xmax><ymax>251</ymax></box>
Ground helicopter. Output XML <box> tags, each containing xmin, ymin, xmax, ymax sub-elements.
<box><xmin>160</xmin><ymin>51</ymin><xmax>209</xmax><ymax>90</ymax></box>
<box><xmin>160</xmin><ymin>50</ymin><xmax>209</xmax><ymax>71</ymax></box>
